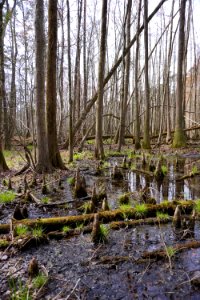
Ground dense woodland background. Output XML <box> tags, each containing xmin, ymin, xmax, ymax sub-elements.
<box><xmin>0</xmin><ymin>0</ymin><xmax>199</xmax><ymax>172</ymax></box>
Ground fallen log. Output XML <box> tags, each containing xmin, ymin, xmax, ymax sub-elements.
<box><xmin>0</xmin><ymin>201</ymin><xmax>194</xmax><ymax>234</ymax></box>
<box><xmin>141</xmin><ymin>240</ymin><xmax>200</xmax><ymax>261</ymax></box>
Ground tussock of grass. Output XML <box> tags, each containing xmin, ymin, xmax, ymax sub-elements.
<box><xmin>156</xmin><ymin>212</ymin><xmax>169</xmax><ymax>221</ymax></box>
<box><xmin>62</xmin><ymin>225</ymin><xmax>71</xmax><ymax>233</ymax></box>
<box><xmin>32</xmin><ymin>272</ymin><xmax>48</xmax><ymax>289</ymax></box>
<box><xmin>135</xmin><ymin>203</ymin><xmax>148</xmax><ymax>218</ymax></box>
<box><xmin>0</xmin><ymin>191</ymin><xmax>16</xmax><ymax>203</ymax></box>
<box><xmin>32</xmin><ymin>226</ymin><xmax>43</xmax><ymax>238</ymax></box>
<box><xmin>15</xmin><ymin>225</ymin><xmax>29</xmax><ymax>236</ymax></box>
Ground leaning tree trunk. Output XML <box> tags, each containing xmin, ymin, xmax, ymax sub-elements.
<box><xmin>172</xmin><ymin>0</ymin><xmax>187</xmax><ymax>148</ymax></box>
<box><xmin>0</xmin><ymin>1</ymin><xmax>8</xmax><ymax>171</ymax></box>
<box><xmin>46</xmin><ymin>0</ymin><xmax>65</xmax><ymax>169</ymax></box>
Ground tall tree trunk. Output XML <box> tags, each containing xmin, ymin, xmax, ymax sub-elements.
<box><xmin>118</xmin><ymin>0</ymin><xmax>132</xmax><ymax>151</ymax></box>
<box><xmin>134</xmin><ymin>0</ymin><xmax>142</xmax><ymax>150</ymax></box>
<box><xmin>0</xmin><ymin>0</ymin><xmax>9</xmax><ymax>171</ymax></box>
<box><xmin>142</xmin><ymin>0</ymin><xmax>151</xmax><ymax>149</ymax></box>
<box><xmin>172</xmin><ymin>0</ymin><xmax>187</xmax><ymax>148</ymax></box>
<box><xmin>35</xmin><ymin>0</ymin><xmax>52</xmax><ymax>173</ymax></box>
<box><xmin>46</xmin><ymin>0</ymin><xmax>65</xmax><ymax>169</ymax></box>
<box><xmin>94</xmin><ymin>0</ymin><xmax>108</xmax><ymax>159</ymax></box>
<box><xmin>66</xmin><ymin>0</ymin><xmax>73</xmax><ymax>162</ymax></box>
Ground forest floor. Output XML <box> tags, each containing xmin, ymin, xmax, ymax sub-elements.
<box><xmin>1</xmin><ymin>141</ymin><xmax>200</xmax><ymax>299</ymax></box>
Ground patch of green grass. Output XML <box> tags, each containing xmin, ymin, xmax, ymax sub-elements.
<box><xmin>86</xmin><ymin>139</ymin><xmax>95</xmax><ymax>145</ymax></box>
<box><xmin>32</xmin><ymin>226</ymin><xmax>43</xmax><ymax>239</ymax></box>
<box><xmin>161</xmin><ymin>165</ymin><xmax>168</xmax><ymax>175</ymax></box>
<box><xmin>99</xmin><ymin>224</ymin><xmax>109</xmax><ymax>243</ymax></box>
<box><xmin>67</xmin><ymin>177</ymin><xmax>75</xmax><ymax>185</ymax></box>
<box><xmin>134</xmin><ymin>203</ymin><xmax>148</xmax><ymax>218</ymax></box>
<box><xmin>73</xmin><ymin>151</ymin><xmax>93</xmax><ymax>161</ymax></box>
<box><xmin>15</xmin><ymin>225</ymin><xmax>29</xmax><ymax>237</ymax></box>
<box><xmin>41</xmin><ymin>196</ymin><xmax>50</xmax><ymax>204</ymax></box>
<box><xmin>161</xmin><ymin>200</ymin><xmax>169</xmax><ymax>206</ymax></box>
<box><xmin>165</xmin><ymin>246</ymin><xmax>177</xmax><ymax>258</ymax></box>
<box><xmin>195</xmin><ymin>199</ymin><xmax>200</xmax><ymax>213</ymax></box>
<box><xmin>119</xmin><ymin>203</ymin><xmax>132</xmax><ymax>211</ymax></box>
<box><xmin>62</xmin><ymin>225</ymin><xmax>71</xmax><ymax>233</ymax></box>
<box><xmin>32</xmin><ymin>272</ymin><xmax>48</xmax><ymax>289</ymax></box>
<box><xmin>76</xmin><ymin>223</ymin><xmax>84</xmax><ymax>230</ymax></box>
<box><xmin>156</xmin><ymin>212</ymin><xmax>169</xmax><ymax>221</ymax></box>
<box><xmin>80</xmin><ymin>201</ymin><xmax>94</xmax><ymax>214</ymax></box>
<box><xmin>0</xmin><ymin>191</ymin><xmax>16</xmax><ymax>203</ymax></box>
<box><xmin>9</xmin><ymin>279</ymin><xmax>31</xmax><ymax>300</ymax></box>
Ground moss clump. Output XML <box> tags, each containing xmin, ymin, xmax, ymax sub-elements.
<box><xmin>118</xmin><ymin>193</ymin><xmax>130</xmax><ymax>205</ymax></box>
<box><xmin>156</xmin><ymin>212</ymin><xmax>169</xmax><ymax>221</ymax></box>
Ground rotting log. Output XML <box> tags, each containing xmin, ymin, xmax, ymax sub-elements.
<box><xmin>131</xmin><ymin>168</ymin><xmax>154</xmax><ymax>177</ymax></box>
<box><xmin>0</xmin><ymin>201</ymin><xmax>194</xmax><ymax>234</ymax></box>
<box><xmin>141</xmin><ymin>240</ymin><xmax>200</xmax><ymax>261</ymax></box>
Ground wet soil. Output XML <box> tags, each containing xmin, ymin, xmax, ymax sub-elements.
<box><xmin>1</xmin><ymin>147</ymin><xmax>200</xmax><ymax>299</ymax></box>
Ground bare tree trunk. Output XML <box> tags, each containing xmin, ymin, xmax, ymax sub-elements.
<box><xmin>172</xmin><ymin>0</ymin><xmax>187</xmax><ymax>148</ymax></box>
<box><xmin>46</xmin><ymin>0</ymin><xmax>65</xmax><ymax>169</ymax></box>
<box><xmin>94</xmin><ymin>0</ymin><xmax>108</xmax><ymax>159</ymax></box>
<box><xmin>118</xmin><ymin>0</ymin><xmax>132</xmax><ymax>151</ymax></box>
<box><xmin>66</xmin><ymin>0</ymin><xmax>73</xmax><ymax>162</ymax></box>
<box><xmin>0</xmin><ymin>0</ymin><xmax>8</xmax><ymax>171</ymax></box>
<box><xmin>35</xmin><ymin>0</ymin><xmax>52</xmax><ymax>173</ymax></box>
<box><xmin>134</xmin><ymin>0</ymin><xmax>142</xmax><ymax>149</ymax></box>
<box><xmin>142</xmin><ymin>0</ymin><xmax>151</xmax><ymax>149</ymax></box>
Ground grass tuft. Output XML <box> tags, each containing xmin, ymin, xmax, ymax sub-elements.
<box><xmin>0</xmin><ymin>191</ymin><xmax>16</xmax><ymax>203</ymax></box>
<box><xmin>156</xmin><ymin>212</ymin><xmax>169</xmax><ymax>221</ymax></box>
<box><xmin>62</xmin><ymin>225</ymin><xmax>71</xmax><ymax>233</ymax></box>
<box><xmin>135</xmin><ymin>203</ymin><xmax>148</xmax><ymax>218</ymax></box>
<box><xmin>32</xmin><ymin>272</ymin><xmax>48</xmax><ymax>289</ymax></box>
<box><xmin>15</xmin><ymin>225</ymin><xmax>29</xmax><ymax>236</ymax></box>
<box><xmin>32</xmin><ymin>226</ymin><xmax>43</xmax><ymax>239</ymax></box>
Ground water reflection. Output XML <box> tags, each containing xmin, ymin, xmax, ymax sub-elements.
<box><xmin>128</xmin><ymin>157</ymin><xmax>200</xmax><ymax>202</ymax></box>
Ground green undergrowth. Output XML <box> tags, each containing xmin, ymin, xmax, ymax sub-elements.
<box><xmin>0</xmin><ymin>191</ymin><xmax>16</xmax><ymax>203</ymax></box>
<box><xmin>134</xmin><ymin>203</ymin><xmax>148</xmax><ymax>218</ymax></box>
<box><xmin>15</xmin><ymin>225</ymin><xmax>29</xmax><ymax>236</ymax></box>
<box><xmin>32</xmin><ymin>226</ymin><xmax>43</xmax><ymax>239</ymax></box>
<box><xmin>3</xmin><ymin>150</ymin><xmax>24</xmax><ymax>169</ymax></box>
<box><xmin>41</xmin><ymin>196</ymin><xmax>50</xmax><ymax>204</ymax></box>
<box><xmin>32</xmin><ymin>272</ymin><xmax>48</xmax><ymax>289</ymax></box>
<box><xmin>156</xmin><ymin>212</ymin><xmax>170</xmax><ymax>221</ymax></box>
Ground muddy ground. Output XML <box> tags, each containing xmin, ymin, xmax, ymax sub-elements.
<box><xmin>1</xmin><ymin>145</ymin><xmax>200</xmax><ymax>299</ymax></box>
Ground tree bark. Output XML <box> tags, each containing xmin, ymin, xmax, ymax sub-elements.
<box><xmin>46</xmin><ymin>0</ymin><xmax>65</xmax><ymax>169</ymax></box>
<box><xmin>94</xmin><ymin>0</ymin><xmax>108</xmax><ymax>159</ymax></box>
<box><xmin>172</xmin><ymin>0</ymin><xmax>187</xmax><ymax>148</ymax></box>
<box><xmin>0</xmin><ymin>1</ymin><xmax>9</xmax><ymax>171</ymax></box>
<box><xmin>35</xmin><ymin>0</ymin><xmax>52</xmax><ymax>173</ymax></box>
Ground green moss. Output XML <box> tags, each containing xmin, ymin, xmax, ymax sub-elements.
<box><xmin>0</xmin><ymin>191</ymin><xmax>16</xmax><ymax>203</ymax></box>
<box><xmin>118</xmin><ymin>193</ymin><xmax>130</xmax><ymax>205</ymax></box>
<box><xmin>0</xmin><ymin>239</ymin><xmax>9</xmax><ymax>248</ymax></box>
<box><xmin>195</xmin><ymin>199</ymin><xmax>200</xmax><ymax>213</ymax></box>
<box><xmin>172</xmin><ymin>129</ymin><xmax>186</xmax><ymax>148</ymax></box>
<box><xmin>161</xmin><ymin>165</ymin><xmax>168</xmax><ymax>175</ymax></box>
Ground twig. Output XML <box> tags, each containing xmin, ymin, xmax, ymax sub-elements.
<box><xmin>65</xmin><ymin>278</ymin><xmax>81</xmax><ymax>300</ymax></box>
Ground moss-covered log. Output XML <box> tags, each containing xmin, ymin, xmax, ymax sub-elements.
<box><xmin>0</xmin><ymin>200</ymin><xmax>194</xmax><ymax>234</ymax></box>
